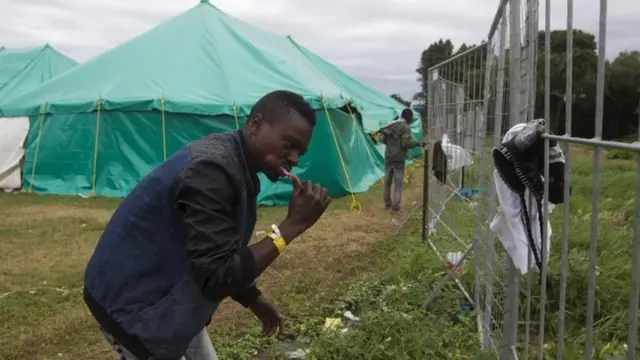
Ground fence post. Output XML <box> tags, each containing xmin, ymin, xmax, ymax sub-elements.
<box><xmin>422</xmin><ymin>145</ymin><xmax>429</xmax><ymax>242</ymax></box>
<box><xmin>555</xmin><ymin>1</ymin><xmax>574</xmax><ymax>357</ymax></box>
<box><xmin>626</xmin><ymin>94</ymin><xmax>640</xmax><ymax>360</ymax></box>
<box><xmin>481</xmin><ymin>8</ymin><xmax>508</xmax><ymax>353</ymax></box>
<box><xmin>500</xmin><ymin>0</ymin><xmax>523</xmax><ymax>358</ymax></box>
<box><xmin>422</xmin><ymin>68</ymin><xmax>435</xmax><ymax>242</ymax></box>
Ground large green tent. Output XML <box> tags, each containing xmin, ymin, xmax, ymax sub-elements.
<box><xmin>287</xmin><ymin>37</ymin><xmax>423</xmax><ymax>158</ymax></box>
<box><xmin>0</xmin><ymin>45</ymin><xmax>78</xmax><ymax>101</ymax></box>
<box><xmin>0</xmin><ymin>45</ymin><xmax>78</xmax><ymax>192</ymax></box>
<box><xmin>0</xmin><ymin>1</ymin><xmax>422</xmax><ymax>206</ymax></box>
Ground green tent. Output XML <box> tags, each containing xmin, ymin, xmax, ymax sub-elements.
<box><xmin>0</xmin><ymin>1</ymin><xmax>420</xmax><ymax>206</ymax></box>
<box><xmin>287</xmin><ymin>37</ymin><xmax>423</xmax><ymax>158</ymax></box>
<box><xmin>0</xmin><ymin>45</ymin><xmax>78</xmax><ymax>101</ymax></box>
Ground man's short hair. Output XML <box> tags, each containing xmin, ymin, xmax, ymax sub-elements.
<box><xmin>248</xmin><ymin>90</ymin><xmax>316</xmax><ymax>127</ymax></box>
<box><xmin>401</xmin><ymin>108</ymin><xmax>413</xmax><ymax>120</ymax></box>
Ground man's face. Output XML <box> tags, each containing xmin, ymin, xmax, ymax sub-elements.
<box><xmin>246</xmin><ymin>111</ymin><xmax>313</xmax><ymax>182</ymax></box>
<box><xmin>403</xmin><ymin>112</ymin><xmax>414</xmax><ymax>124</ymax></box>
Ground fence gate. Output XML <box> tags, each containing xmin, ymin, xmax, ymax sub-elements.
<box><xmin>421</xmin><ymin>0</ymin><xmax>640</xmax><ymax>359</ymax></box>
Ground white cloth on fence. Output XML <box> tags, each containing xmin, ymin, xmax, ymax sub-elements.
<box><xmin>441</xmin><ymin>134</ymin><xmax>473</xmax><ymax>171</ymax></box>
<box><xmin>490</xmin><ymin>172</ymin><xmax>554</xmax><ymax>275</ymax></box>
<box><xmin>489</xmin><ymin>123</ymin><xmax>555</xmax><ymax>275</ymax></box>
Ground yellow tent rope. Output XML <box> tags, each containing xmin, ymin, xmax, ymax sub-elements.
<box><xmin>28</xmin><ymin>103</ymin><xmax>47</xmax><ymax>193</ymax></box>
<box><xmin>233</xmin><ymin>103</ymin><xmax>240</xmax><ymax>130</ymax></box>
<box><xmin>321</xmin><ymin>95</ymin><xmax>361</xmax><ymax>212</ymax></box>
<box><xmin>90</xmin><ymin>99</ymin><xmax>102</xmax><ymax>197</ymax></box>
<box><xmin>161</xmin><ymin>97</ymin><xmax>167</xmax><ymax>161</ymax></box>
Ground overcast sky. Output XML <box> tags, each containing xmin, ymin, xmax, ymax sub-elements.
<box><xmin>1</xmin><ymin>0</ymin><xmax>638</xmax><ymax>99</ymax></box>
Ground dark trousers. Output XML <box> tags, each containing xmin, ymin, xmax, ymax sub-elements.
<box><xmin>383</xmin><ymin>161</ymin><xmax>405</xmax><ymax>210</ymax></box>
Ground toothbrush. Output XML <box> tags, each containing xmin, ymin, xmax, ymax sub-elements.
<box><xmin>281</xmin><ymin>167</ymin><xmax>301</xmax><ymax>187</ymax></box>
<box><xmin>281</xmin><ymin>168</ymin><xmax>294</xmax><ymax>180</ymax></box>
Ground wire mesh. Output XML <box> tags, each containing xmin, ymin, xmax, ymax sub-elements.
<box><xmin>422</xmin><ymin>36</ymin><xmax>507</xmax><ymax>353</ymax></box>
<box><xmin>422</xmin><ymin>0</ymin><xmax>639</xmax><ymax>359</ymax></box>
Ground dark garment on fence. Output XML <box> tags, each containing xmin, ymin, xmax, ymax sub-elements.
<box><xmin>432</xmin><ymin>140</ymin><xmax>448</xmax><ymax>184</ymax></box>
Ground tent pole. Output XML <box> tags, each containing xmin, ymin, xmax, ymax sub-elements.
<box><xmin>233</xmin><ymin>102</ymin><xmax>240</xmax><ymax>130</ymax></box>
<box><xmin>28</xmin><ymin>103</ymin><xmax>47</xmax><ymax>193</ymax></box>
<box><xmin>161</xmin><ymin>96</ymin><xmax>167</xmax><ymax>161</ymax></box>
<box><xmin>90</xmin><ymin>98</ymin><xmax>102</xmax><ymax>197</ymax></box>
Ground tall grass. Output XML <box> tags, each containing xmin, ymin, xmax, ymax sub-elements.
<box><xmin>309</xmin><ymin>147</ymin><xmax>635</xmax><ymax>360</ymax></box>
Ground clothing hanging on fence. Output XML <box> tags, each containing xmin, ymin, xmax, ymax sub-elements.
<box><xmin>432</xmin><ymin>140</ymin><xmax>448</xmax><ymax>184</ymax></box>
<box><xmin>490</xmin><ymin>172</ymin><xmax>555</xmax><ymax>274</ymax></box>
<box><xmin>490</xmin><ymin>119</ymin><xmax>567</xmax><ymax>276</ymax></box>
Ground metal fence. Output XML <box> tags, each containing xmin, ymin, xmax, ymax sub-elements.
<box><xmin>421</xmin><ymin>0</ymin><xmax>640</xmax><ymax>359</ymax></box>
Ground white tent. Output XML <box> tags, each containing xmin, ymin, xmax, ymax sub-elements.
<box><xmin>0</xmin><ymin>117</ymin><xmax>30</xmax><ymax>191</ymax></box>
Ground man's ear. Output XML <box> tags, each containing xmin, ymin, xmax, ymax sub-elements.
<box><xmin>247</xmin><ymin>114</ymin><xmax>264</xmax><ymax>137</ymax></box>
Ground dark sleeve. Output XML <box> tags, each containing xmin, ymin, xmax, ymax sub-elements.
<box><xmin>378</xmin><ymin>130</ymin><xmax>387</xmax><ymax>144</ymax></box>
<box><xmin>401</xmin><ymin>125</ymin><xmax>421</xmax><ymax>149</ymax></box>
<box><xmin>231</xmin><ymin>282</ymin><xmax>262</xmax><ymax>308</ymax></box>
<box><xmin>174</xmin><ymin>157</ymin><xmax>258</xmax><ymax>303</ymax></box>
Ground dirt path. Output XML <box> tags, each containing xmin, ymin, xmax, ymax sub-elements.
<box><xmin>0</xmin><ymin>165</ymin><xmax>425</xmax><ymax>360</ymax></box>
<box><xmin>212</xmin><ymin>168</ymin><xmax>425</xmax><ymax>327</ymax></box>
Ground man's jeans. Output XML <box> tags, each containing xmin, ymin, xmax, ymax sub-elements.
<box><xmin>100</xmin><ymin>327</ymin><xmax>218</xmax><ymax>360</ymax></box>
<box><xmin>383</xmin><ymin>161</ymin><xmax>405</xmax><ymax>210</ymax></box>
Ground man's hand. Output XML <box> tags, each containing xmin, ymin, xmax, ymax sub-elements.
<box><xmin>279</xmin><ymin>180</ymin><xmax>330</xmax><ymax>242</ymax></box>
<box><xmin>249</xmin><ymin>295</ymin><xmax>284</xmax><ymax>337</ymax></box>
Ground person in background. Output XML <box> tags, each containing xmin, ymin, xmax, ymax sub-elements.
<box><xmin>378</xmin><ymin>108</ymin><xmax>424</xmax><ymax>212</ymax></box>
<box><xmin>82</xmin><ymin>90</ymin><xmax>331</xmax><ymax>360</ymax></box>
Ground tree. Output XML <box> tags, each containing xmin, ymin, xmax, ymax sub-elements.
<box><xmin>533</xmin><ymin>30</ymin><xmax>640</xmax><ymax>139</ymax></box>
<box><xmin>416</xmin><ymin>40</ymin><xmax>488</xmax><ymax>107</ymax></box>
<box><xmin>413</xmin><ymin>92</ymin><xmax>426</xmax><ymax>101</ymax></box>
<box><xmin>535</xmin><ymin>29</ymin><xmax>598</xmax><ymax>137</ymax></box>
<box><xmin>606</xmin><ymin>50</ymin><xmax>640</xmax><ymax>137</ymax></box>
<box><xmin>415</xmin><ymin>39</ymin><xmax>489</xmax><ymax>122</ymax></box>
<box><xmin>416</xmin><ymin>29</ymin><xmax>640</xmax><ymax>140</ymax></box>
<box><xmin>416</xmin><ymin>39</ymin><xmax>455</xmax><ymax>86</ymax></box>
<box><xmin>415</xmin><ymin>39</ymin><xmax>456</xmax><ymax>117</ymax></box>
<box><xmin>390</xmin><ymin>93</ymin><xmax>410</xmax><ymax>107</ymax></box>
<box><xmin>534</xmin><ymin>29</ymin><xmax>599</xmax><ymax>136</ymax></box>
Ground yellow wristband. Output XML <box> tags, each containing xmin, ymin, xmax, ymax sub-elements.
<box><xmin>267</xmin><ymin>224</ymin><xmax>286</xmax><ymax>254</ymax></box>
<box><xmin>270</xmin><ymin>234</ymin><xmax>287</xmax><ymax>254</ymax></box>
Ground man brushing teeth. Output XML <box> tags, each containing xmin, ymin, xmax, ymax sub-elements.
<box><xmin>83</xmin><ymin>90</ymin><xmax>330</xmax><ymax>360</ymax></box>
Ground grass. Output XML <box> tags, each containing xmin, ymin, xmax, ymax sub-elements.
<box><xmin>0</xmin><ymin>162</ymin><xmax>425</xmax><ymax>360</ymax></box>
<box><xmin>0</xmin><ymin>146</ymin><xmax>637</xmax><ymax>360</ymax></box>
<box><xmin>414</xmin><ymin>145</ymin><xmax>637</xmax><ymax>360</ymax></box>
<box><xmin>529</xmin><ymin>145</ymin><xmax>636</xmax><ymax>359</ymax></box>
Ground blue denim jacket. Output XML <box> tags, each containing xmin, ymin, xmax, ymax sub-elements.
<box><xmin>84</xmin><ymin>132</ymin><xmax>257</xmax><ymax>360</ymax></box>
